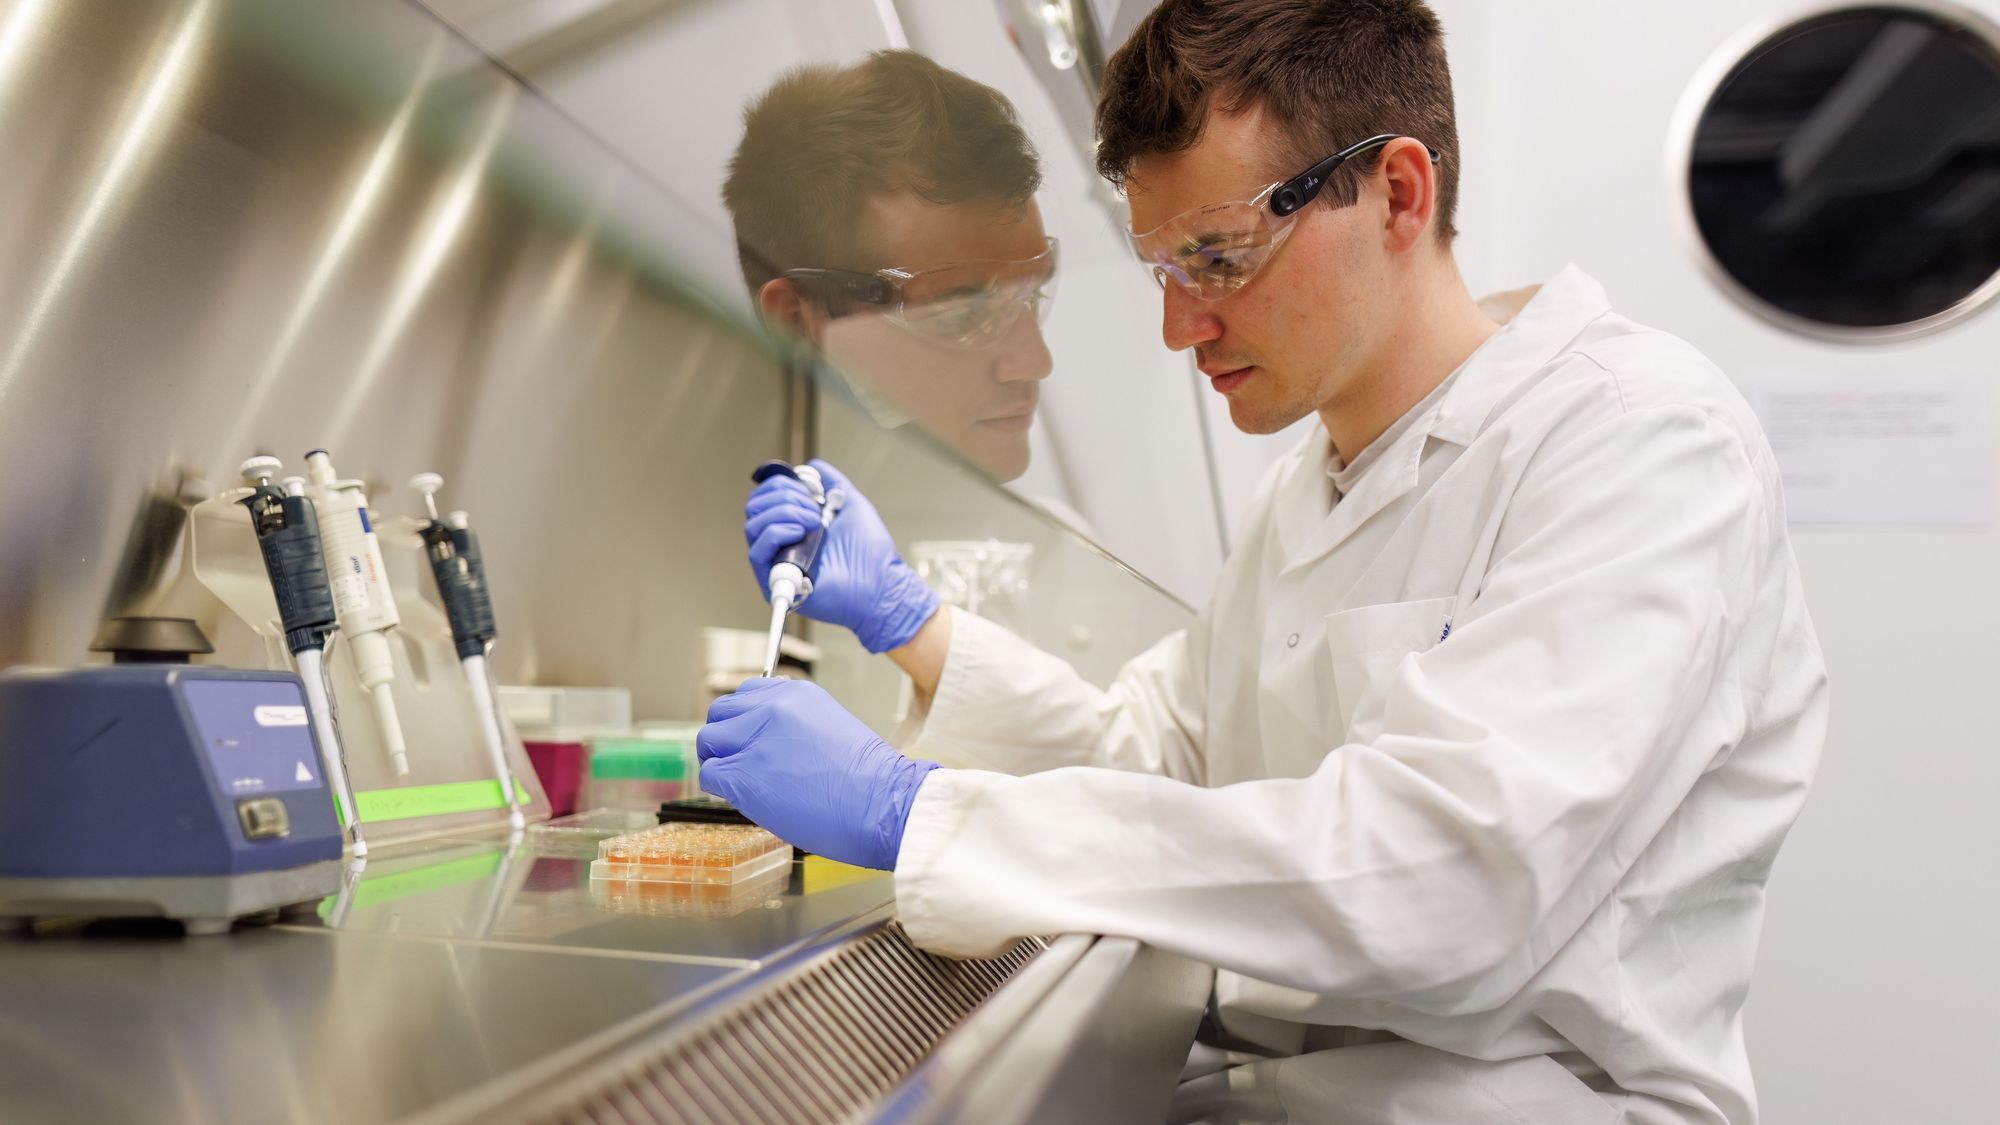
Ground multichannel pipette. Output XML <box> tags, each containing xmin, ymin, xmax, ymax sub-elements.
<box><xmin>410</xmin><ymin>472</ymin><xmax>523</xmax><ymax>829</ymax></box>
<box><xmin>751</xmin><ymin>461</ymin><xmax>844</xmax><ymax>679</ymax></box>
<box><xmin>239</xmin><ymin>457</ymin><xmax>367</xmax><ymax>856</ymax></box>
<box><xmin>303</xmin><ymin>450</ymin><xmax>411</xmax><ymax>775</ymax></box>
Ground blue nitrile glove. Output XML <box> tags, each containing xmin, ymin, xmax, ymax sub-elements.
<box><xmin>743</xmin><ymin>459</ymin><xmax>940</xmax><ymax>653</ymax></box>
<box><xmin>697</xmin><ymin>678</ymin><xmax>939</xmax><ymax>871</ymax></box>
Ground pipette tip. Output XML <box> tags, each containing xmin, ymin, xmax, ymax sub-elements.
<box><xmin>761</xmin><ymin>593</ymin><xmax>788</xmax><ymax>680</ymax></box>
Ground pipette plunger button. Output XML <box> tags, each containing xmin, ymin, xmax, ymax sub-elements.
<box><xmin>239</xmin><ymin>456</ymin><xmax>282</xmax><ymax>484</ymax></box>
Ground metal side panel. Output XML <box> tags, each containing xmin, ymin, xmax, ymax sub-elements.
<box><xmin>876</xmin><ymin>937</ymin><xmax>1211</xmax><ymax>1125</ymax></box>
<box><xmin>411</xmin><ymin>921</ymin><xmax>1053</xmax><ymax>1125</ymax></box>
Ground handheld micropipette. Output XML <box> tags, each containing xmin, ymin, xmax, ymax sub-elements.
<box><xmin>750</xmin><ymin>460</ymin><xmax>845</xmax><ymax>679</ymax></box>
<box><xmin>238</xmin><ymin>457</ymin><xmax>367</xmax><ymax>857</ymax></box>
<box><xmin>410</xmin><ymin>473</ymin><xmax>524</xmax><ymax>830</ymax></box>
<box><xmin>303</xmin><ymin>450</ymin><xmax>411</xmax><ymax>775</ymax></box>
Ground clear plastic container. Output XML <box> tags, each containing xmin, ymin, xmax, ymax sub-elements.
<box><xmin>496</xmin><ymin>685</ymin><xmax>632</xmax><ymax>733</ymax></box>
<box><xmin>581</xmin><ymin>726</ymin><xmax>699</xmax><ymax>810</ymax></box>
<box><xmin>536</xmin><ymin>808</ymin><xmax>662</xmax><ymax>837</ymax></box>
<box><xmin>589</xmin><ymin>822</ymin><xmax>790</xmax><ymax>884</ymax></box>
<box><xmin>580</xmin><ymin>775</ymin><xmax>687</xmax><ymax>812</ymax></box>
<box><xmin>528</xmin><ymin>807</ymin><xmax>661</xmax><ymax>856</ymax></box>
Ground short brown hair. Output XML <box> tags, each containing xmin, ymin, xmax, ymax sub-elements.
<box><xmin>1096</xmin><ymin>0</ymin><xmax>1460</xmax><ymax>242</ymax></box>
<box><xmin>723</xmin><ymin>51</ymin><xmax>1042</xmax><ymax>294</ymax></box>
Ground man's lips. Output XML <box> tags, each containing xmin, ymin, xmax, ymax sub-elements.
<box><xmin>977</xmin><ymin>405</ymin><xmax>1037</xmax><ymax>431</ymax></box>
<box><xmin>1199</xmin><ymin>362</ymin><xmax>1255</xmax><ymax>394</ymax></box>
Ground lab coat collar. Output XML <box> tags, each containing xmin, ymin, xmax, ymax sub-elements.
<box><xmin>1272</xmin><ymin>265</ymin><xmax>1611</xmax><ymax>572</ymax></box>
<box><xmin>1274</xmin><ymin>401</ymin><xmax>1431</xmax><ymax>570</ymax></box>
<box><xmin>1429</xmin><ymin>265</ymin><xmax>1610</xmax><ymax>447</ymax></box>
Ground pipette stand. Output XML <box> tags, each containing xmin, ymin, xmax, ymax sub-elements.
<box><xmin>149</xmin><ymin>493</ymin><xmax>548</xmax><ymax>848</ymax></box>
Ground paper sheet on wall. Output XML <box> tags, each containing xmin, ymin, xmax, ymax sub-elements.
<box><xmin>1744</xmin><ymin>371</ymin><xmax>1993</xmax><ymax>528</ymax></box>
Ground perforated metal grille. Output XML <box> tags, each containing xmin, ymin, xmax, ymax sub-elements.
<box><xmin>525</xmin><ymin>923</ymin><xmax>1046</xmax><ymax>1125</ymax></box>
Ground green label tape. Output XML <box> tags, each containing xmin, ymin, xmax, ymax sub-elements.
<box><xmin>350</xmin><ymin>779</ymin><xmax>532</xmax><ymax>823</ymax></box>
<box><xmin>318</xmin><ymin>851</ymin><xmax>504</xmax><ymax>917</ymax></box>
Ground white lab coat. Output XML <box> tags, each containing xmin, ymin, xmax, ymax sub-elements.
<box><xmin>893</xmin><ymin>268</ymin><xmax>1827</xmax><ymax>1124</ymax></box>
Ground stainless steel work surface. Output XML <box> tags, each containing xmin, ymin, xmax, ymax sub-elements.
<box><xmin>306</xmin><ymin>830</ymin><xmax>895</xmax><ymax>964</ymax></box>
<box><xmin>0</xmin><ymin>829</ymin><xmax>900</xmax><ymax>1124</ymax></box>
<box><xmin>0</xmin><ymin>922</ymin><xmax>736</xmax><ymax>1125</ymax></box>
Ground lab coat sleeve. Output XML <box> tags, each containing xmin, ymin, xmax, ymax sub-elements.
<box><xmin>897</xmin><ymin>404</ymin><xmax>1777</xmax><ymax>1014</ymax></box>
<box><xmin>904</xmin><ymin>608</ymin><xmax>1209</xmax><ymax>784</ymax></box>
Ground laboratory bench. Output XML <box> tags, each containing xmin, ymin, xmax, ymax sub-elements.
<box><xmin>0</xmin><ymin>825</ymin><xmax>1210</xmax><ymax>1124</ymax></box>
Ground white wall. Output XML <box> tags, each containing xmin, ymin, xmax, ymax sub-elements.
<box><xmin>1428</xmin><ymin>2</ymin><xmax>2000</xmax><ymax>1120</ymax></box>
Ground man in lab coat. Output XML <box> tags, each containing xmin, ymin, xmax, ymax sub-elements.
<box><xmin>698</xmin><ymin>2</ymin><xmax>1828</xmax><ymax>1122</ymax></box>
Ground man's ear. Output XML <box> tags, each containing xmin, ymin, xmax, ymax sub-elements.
<box><xmin>758</xmin><ymin>278</ymin><xmax>823</xmax><ymax>345</ymax></box>
<box><xmin>1377</xmin><ymin>137</ymin><xmax>1439</xmax><ymax>254</ymax></box>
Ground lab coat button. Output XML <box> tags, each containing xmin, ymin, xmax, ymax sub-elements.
<box><xmin>1286</xmin><ymin>633</ymin><xmax>1300</xmax><ymax>648</ymax></box>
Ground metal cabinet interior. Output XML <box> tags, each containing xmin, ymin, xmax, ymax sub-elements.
<box><xmin>0</xmin><ymin>4</ymin><xmax>1212</xmax><ymax>1117</ymax></box>
<box><xmin>0</xmin><ymin>0</ymin><xmax>787</xmax><ymax>715</ymax></box>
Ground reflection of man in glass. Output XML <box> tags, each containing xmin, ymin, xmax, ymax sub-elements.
<box><xmin>722</xmin><ymin>51</ymin><xmax>1054</xmax><ymax>483</ymax></box>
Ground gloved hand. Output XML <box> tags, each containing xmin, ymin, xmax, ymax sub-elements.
<box><xmin>697</xmin><ymin>678</ymin><xmax>939</xmax><ymax>871</ymax></box>
<box><xmin>744</xmin><ymin>459</ymin><xmax>939</xmax><ymax>654</ymax></box>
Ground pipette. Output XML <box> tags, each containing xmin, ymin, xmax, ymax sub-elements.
<box><xmin>238</xmin><ymin>457</ymin><xmax>367</xmax><ymax>857</ymax></box>
<box><xmin>750</xmin><ymin>461</ymin><xmax>844</xmax><ymax>678</ymax></box>
<box><xmin>303</xmin><ymin>450</ymin><xmax>411</xmax><ymax>775</ymax></box>
<box><xmin>410</xmin><ymin>472</ymin><xmax>523</xmax><ymax>830</ymax></box>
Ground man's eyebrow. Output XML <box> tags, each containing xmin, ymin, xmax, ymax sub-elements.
<box><xmin>929</xmin><ymin>283</ymin><xmax>990</xmax><ymax>298</ymax></box>
<box><xmin>1179</xmin><ymin>230</ymin><xmax>1247</xmax><ymax>253</ymax></box>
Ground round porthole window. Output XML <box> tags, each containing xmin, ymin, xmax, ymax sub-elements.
<box><xmin>1678</xmin><ymin>5</ymin><xmax>2000</xmax><ymax>339</ymax></box>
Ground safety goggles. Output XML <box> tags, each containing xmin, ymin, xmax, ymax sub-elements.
<box><xmin>1129</xmin><ymin>135</ymin><xmax>1440</xmax><ymax>301</ymax></box>
<box><xmin>783</xmin><ymin>237</ymin><xmax>1059</xmax><ymax>350</ymax></box>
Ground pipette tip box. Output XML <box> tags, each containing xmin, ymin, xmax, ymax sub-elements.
<box><xmin>589</xmin><ymin>823</ymin><xmax>790</xmax><ymax>885</ymax></box>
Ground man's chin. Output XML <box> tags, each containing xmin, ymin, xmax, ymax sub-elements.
<box><xmin>1227</xmin><ymin>396</ymin><xmax>1308</xmax><ymax>436</ymax></box>
<box><xmin>960</xmin><ymin>431</ymin><xmax>1031</xmax><ymax>482</ymax></box>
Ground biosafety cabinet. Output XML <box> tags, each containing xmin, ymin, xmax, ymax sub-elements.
<box><xmin>0</xmin><ymin>0</ymin><xmax>1206</xmax><ymax>1120</ymax></box>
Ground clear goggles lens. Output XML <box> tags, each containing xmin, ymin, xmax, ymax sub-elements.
<box><xmin>1130</xmin><ymin>189</ymin><xmax>1295</xmax><ymax>301</ymax></box>
<box><xmin>883</xmin><ymin>240</ymin><xmax>1058</xmax><ymax>349</ymax></box>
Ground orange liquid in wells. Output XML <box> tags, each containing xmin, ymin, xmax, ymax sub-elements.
<box><xmin>595</xmin><ymin>823</ymin><xmax>785</xmax><ymax>883</ymax></box>
<box><xmin>639</xmin><ymin>840</ymin><xmax>673</xmax><ymax>870</ymax></box>
<box><xmin>602</xmin><ymin>840</ymin><xmax>637</xmax><ymax>873</ymax></box>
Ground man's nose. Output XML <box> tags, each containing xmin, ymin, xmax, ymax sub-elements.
<box><xmin>1160</xmin><ymin>282</ymin><xmax>1222</xmax><ymax>352</ymax></box>
<box><xmin>992</xmin><ymin>311</ymin><xmax>1053</xmax><ymax>383</ymax></box>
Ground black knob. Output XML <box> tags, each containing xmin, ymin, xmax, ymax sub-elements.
<box><xmin>89</xmin><ymin>616</ymin><xmax>214</xmax><ymax>664</ymax></box>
